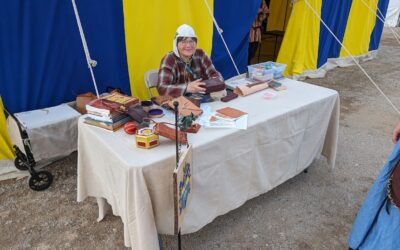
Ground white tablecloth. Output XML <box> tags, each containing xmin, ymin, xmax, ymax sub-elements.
<box><xmin>77</xmin><ymin>78</ymin><xmax>339</xmax><ymax>249</ymax></box>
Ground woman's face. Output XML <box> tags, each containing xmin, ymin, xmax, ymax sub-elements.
<box><xmin>177</xmin><ymin>37</ymin><xmax>197</xmax><ymax>59</ymax></box>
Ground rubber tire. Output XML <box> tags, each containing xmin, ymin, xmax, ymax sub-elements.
<box><xmin>28</xmin><ymin>171</ymin><xmax>53</xmax><ymax>191</ymax></box>
<box><xmin>14</xmin><ymin>156</ymin><xmax>28</xmax><ymax>171</ymax></box>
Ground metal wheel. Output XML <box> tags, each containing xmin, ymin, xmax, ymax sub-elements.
<box><xmin>28</xmin><ymin>171</ymin><xmax>53</xmax><ymax>191</ymax></box>
<box><xmin>14</xmin><ymin>156</ymin><xmax>28</xmax><ymax>171</ymax></box>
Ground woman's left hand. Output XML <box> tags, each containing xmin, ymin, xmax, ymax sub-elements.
<box><xmin>186</xmin><ymin>79</ymin><xmax>206</xmax><ymax>94</ymax></box>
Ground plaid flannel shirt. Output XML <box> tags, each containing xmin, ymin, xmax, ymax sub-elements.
<box><xmin>157</xmin><ymin>48</ymin><xmax>223</xmax><ymax>97</ymax></box>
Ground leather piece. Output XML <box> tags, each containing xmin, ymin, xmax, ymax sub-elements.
<box><xmin>221</xmin><ymin>92</ymin><xmax>238</xmax><ymax>102</ymax></box>
<box><xmin>153</xmin><ymin>123</ymin><xmax>187</xmax><ymax>144</ymax></box>
<box><xmin>234</xmin><ymin>82</ymin><xmax>269</xmax><ymax>96</ymax></box>
<box><xmin>186</xmin><ymin>97</ymin><xmax>201</xmax><ymax>108</ymax></box>
<box><xmin>203</xmin><ymin>78</ymin><xmax>226</xmax><ymax>94</ymax></box>
<box><xmin>167</xmin><ymin>96</ymin><xmax>203</xmax><ymax>117</ymax></box>
<box><xmin>183</xmin><ymin>124</ymin><xmax>201</xmax><ymax>133</ymax></box>
<box><xmin>127</xmin><ymin>106</ymin><xmax>149</xmax><ymax>123</ymax></box>
<box><xmin>268</xmin><ymin>81</ymin><xmax>288</xmax><ymax>91</ymax></box>
<box><xmin>76</xmin><ymin>92</ymin><xmax>96</xmax><ymax>114</ymax></box>
<box><xmin>151</xmin><ymin>95</ymin><xmax>173</xmax><ymax>106</ymax></box>
<box><xmin>216</xmin><ymin>107</ymin><xmax>247</xmax><ymax>118</ymax></box>
<box><xmin>389</xmin><ymin>161</ymin><xmax>400</xmax><ymax>207</ymax></box>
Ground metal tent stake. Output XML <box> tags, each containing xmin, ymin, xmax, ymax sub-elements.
<box><xmin>173</xmin><ymin>101</ymin><xmax>182</xmax><ymax>250</ymax></box>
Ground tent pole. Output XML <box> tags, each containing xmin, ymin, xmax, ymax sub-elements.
<box><xmin>202</xmin><ymin>0</ymin><xmax>241</xmax><ymax>76</ymax></box>
<box><xmin>71</xmin><ymin>0</ymin><xmax>100</xmax><ymax>98</ymax></box>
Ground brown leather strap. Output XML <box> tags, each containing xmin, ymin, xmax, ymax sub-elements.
<box><xmin>388</xmin><ymin>160</ymin><xmax>400</xmax><ymax>208</ymax></box>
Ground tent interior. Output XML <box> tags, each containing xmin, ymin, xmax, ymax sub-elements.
<box><xmin>251</xmin><ymin>0</ymin><xmax>292</xmax><ymax>64</ymax></box>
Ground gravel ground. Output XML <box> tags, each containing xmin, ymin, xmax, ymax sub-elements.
<box><xmin>1</xmin><ymin>28</ymin><xmax>400</xmax><ymax>250</ymax></box>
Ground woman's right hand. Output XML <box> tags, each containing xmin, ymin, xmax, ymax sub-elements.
<box><xmin>186</xmin><ymin>79</ymin><xmax>206</xmax><ymax>94</ymax></box>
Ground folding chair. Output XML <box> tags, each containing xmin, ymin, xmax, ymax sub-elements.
<box><xmin>144</xmin><ymin>69</ymin><xmax>159</xmax><ymax>98</ymax></box>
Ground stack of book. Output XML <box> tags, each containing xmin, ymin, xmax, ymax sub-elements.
<box><xmin>84</xmin><ymin>92</ymin><xmax>139</xmax><ymax>131</ymax></box>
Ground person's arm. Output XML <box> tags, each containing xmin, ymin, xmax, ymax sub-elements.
<box><xmin>258</xmin><ymin>1</ymin><xmax>269</xmax><ymax>21</ymax></box>
<box><xmin>262</xmin><ymin>1</ymin><xmax>269</xmax><ymax>15</ymax></box>
<box><xmin>392</xmin><ymin>121</ymin><xmax>400</xmax><ymax>143</ymax></box>
<box><xmin>157</xmin><ymin>54</ymin><xmax>187</xmax><ymax>97</ymax></box>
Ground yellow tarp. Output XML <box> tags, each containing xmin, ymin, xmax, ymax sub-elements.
<box><xmin>0</xmin><ymin>96</ymin><xmax>14</xmax><ymax>159</ymax></box>
<box><xmin>267</xmin><ymin>0</ymin><xmax>293</xmax><ymax>31</ymax></box>
<box><xmin>340</xmin><ymin>0</ymin><xmax>378</xmax><ymax>57</ymax></box>
<box><xmin>122</xmin><ymin>0</ymin><xmax>214</xmax><ymax>100</ymax></box>
<box><xmin>277</xmin><ymin>0</ymin><xmax>321</xmax><ymax>76</ymax></box>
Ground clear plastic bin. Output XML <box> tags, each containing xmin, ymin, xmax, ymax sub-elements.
<box><xmin>248</xmin><ymin>62</ymin><xmax>287</xmax><ymax>80</ymax></box>
<box><xmin>247</xmin><ymin>63</ymin><xmax>274</xmax><ymax>82</ymax></box>
<box><xmin>271</xmin><ymin>62</ymin><xmax>286</xmax><ymax>79</ymax></box>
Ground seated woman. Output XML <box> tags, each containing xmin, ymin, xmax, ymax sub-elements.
<box><xmin>157</xmin><ymin>24</ymin><xmax>223</xmax><ymax>97</ymax></box>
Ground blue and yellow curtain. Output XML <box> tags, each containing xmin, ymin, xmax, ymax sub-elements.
<box><xmin>0</xmin><ymin>0</ymin><xmax>259</xmax><ymax>113</ymax></box>
<box><xmin>0</xmin><ymin>0</ymin><xmax>260</xmax><ymax>157</ymax></box>
<box><xmin>277</xmin><ymin>0</ymin><xmax>389</xmax><ymax>76</ymax></box>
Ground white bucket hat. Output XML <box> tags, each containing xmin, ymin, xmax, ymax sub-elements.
<box><xmin>173</xmin><ymin>24</ymin><xmax>197</xmax><ymax>57</ymax></box>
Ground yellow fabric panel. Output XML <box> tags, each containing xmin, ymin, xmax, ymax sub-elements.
<box><xmin>0</xmin><ymin>96</ymin><xmax>14</xmax><ymax>159</ymax></box>
<box><xmin>277</xmin><ymin>0</ymin><xmax>321</xmax><ymax>76</ymax></box>
<box><xmin>267</xmin><ymin>0</ymin><xmax>293</xmax><ymax>31</ymax></box>
<box><xmin>340</xmin><ymin>0</ymin><xmax>377</xmax><ymax>57</ymax></box>
<box><xmin>122</xmin><ymin>0</ymin><xmax>214</xmax><ymax>100</ymax></box>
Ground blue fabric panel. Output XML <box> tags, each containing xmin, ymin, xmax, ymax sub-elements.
<box><xmin>211</xmin><ymin>0</ymin><xmax>260</xmax><ymax>79</ymax></box>
<box><xmin>369</xmin><ymin>0</ymin><xmax>390</xmax><ymax>51</ymax></box>
<box><xmin>317</xmin><ymin>0</ymin><xmax>352</xmax><ymax>68</ymax></box>
<box><xmin>348</xmin><ymin>141</ymin><xmax>400</xmax><ymax>249</ymax></box>
<box><xmin>0</xmin><ymin>0</ymin><xmax>130</xmax><ymax>113</ymax></box>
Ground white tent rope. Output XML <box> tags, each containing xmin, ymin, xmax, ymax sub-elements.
<box><xmin>375</xmin><ymin>1</ymin><xmax>400</xmax><ymax>40</ymax></box>
<box><xmin>71</xmin><ymin>0</ymin><xmax>100</xmax><ymax>98</ymax></box>
<box><xmin>359</xmin><ymin>0</ymin><xmax>400</xmax><ymax>45</ymax></box>
<box><xmin>303</xmin><ymin>0</ymin><xmax>400</xmax><ymax>115</ymax></box>
<box><xmin>202</xmin><ymin>0</ymin><xmax>240</xmax><ymax>76</ymax></box>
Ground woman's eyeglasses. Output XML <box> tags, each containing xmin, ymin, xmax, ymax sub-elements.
<box><xmin>180</xmin><ymin>39</ymin><xmax>196</xmax><ymax>46</ymax></box>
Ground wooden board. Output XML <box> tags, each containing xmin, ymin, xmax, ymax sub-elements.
<box><xmin>173</xmin><ymin>145</ymin><xmax>193</xmax><ymax>234</ymax></box>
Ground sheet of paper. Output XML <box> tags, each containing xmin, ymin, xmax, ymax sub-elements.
<box><xmin>235</xmin><ymin>115</ymin><xmax>248</xmax><ymax>130</ymax></box>
<box><xmin>198</xmin><ymin>105</ymin><xmax>247</xmax><ymax>129</ymax></box>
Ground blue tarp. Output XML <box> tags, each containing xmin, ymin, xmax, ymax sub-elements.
<box><xmin>211</xmin><ymin>0</ymin><xmax>259</xmax><ymax>80</ymax></box>
<box><xmin>317</xmin><ymin>0</ymin><xmax>352</xmax><ymax>68</ymax></box>
<box><xmin>0</xmin><ymin>0</ymin><xmax>130</xmax><ymax>113</ymax></box>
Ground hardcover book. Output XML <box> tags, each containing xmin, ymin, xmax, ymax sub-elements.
<box><xmin>83</xmin><ymin>116</ymin><xmax>132</xmax><ymax>131</ymax></box>
<box><xmin>86</xmin><ymin>112</ymin><xmax>129</xmax><ymax>123</ymax></box>
<box><xmin>86</xmin><ymin>92</ymin><xmax>139</xmax><ymax>115</ymax></box>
